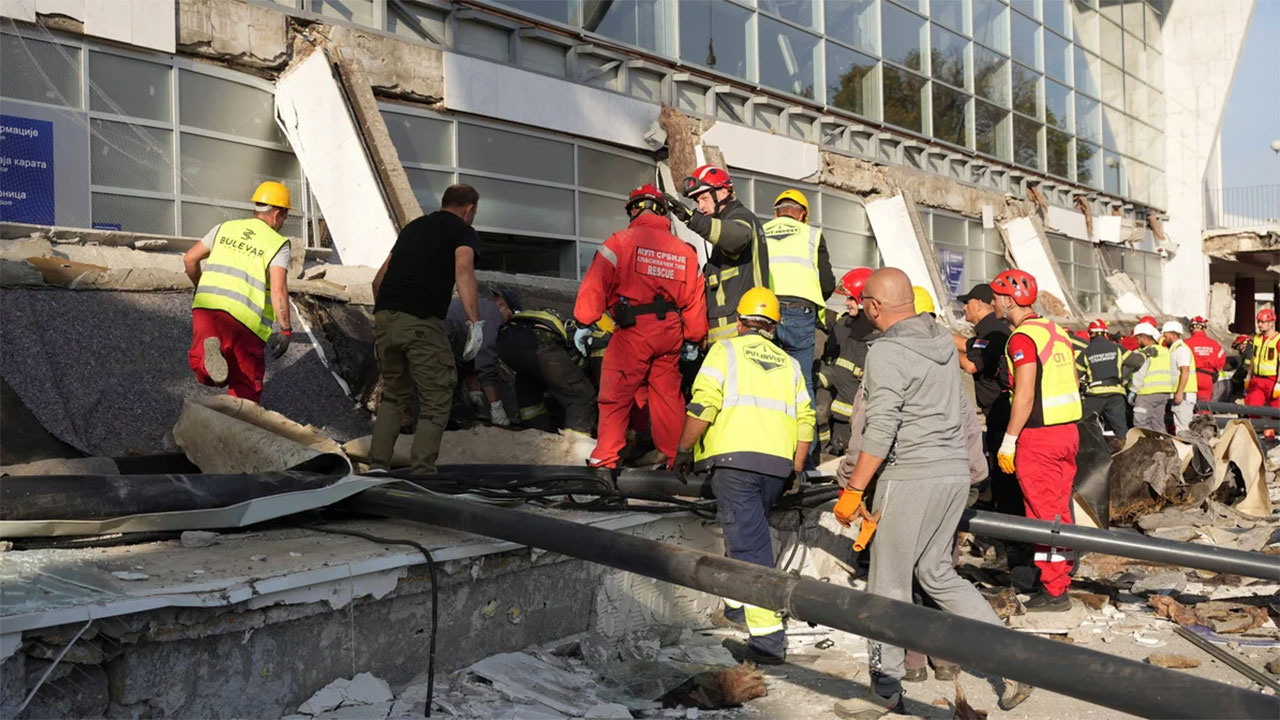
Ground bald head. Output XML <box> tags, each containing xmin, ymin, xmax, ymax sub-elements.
<box><xmin>864</xmin><ymin>267</ymin><xmax>918</xmax><ymax>332</ymax></box>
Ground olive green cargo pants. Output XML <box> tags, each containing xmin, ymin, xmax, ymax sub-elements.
<box><xmin>370</xmin><ymin>310</ymin><xmax>457</xmax><ymax>475</ymax></box>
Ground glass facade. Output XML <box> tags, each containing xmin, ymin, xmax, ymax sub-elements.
<box><xmin>0</xmin><ymin>29</ymin><xmax>305</xmax><ymax>240</ymax></box>
<box><xmin>922</xmin><ymin>210</ymin><xmax>1011</xmax><ymax>304</ymax></box>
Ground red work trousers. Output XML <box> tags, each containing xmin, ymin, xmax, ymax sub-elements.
<box><xmin>1014</xmin><ymin>423</ymin><xmax>1078</xmax><ymax>597</ymax></box>
<box><xmin>1244</xmin><ymin>376</ymin><xmax>1280</xmax><ymax>409</ymax></box>
<box><xmin>189</xmin><ymin>308</ymin><xmax>266</xmax><ymax>403</ymax></box>
<box><xmin>589</xmin><ymin>317</ymin><xmax>684</xmax><ymax>468</ymax></box>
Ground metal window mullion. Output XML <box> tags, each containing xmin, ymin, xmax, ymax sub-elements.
<box><xmin>86</xmin><ymin>110</ymin><xmax>173</xmax><ymax>131</ymax></box>
<box><xmin>573</xmin><ymin>141</ymin><xmax>581</xmax><ymax>278</ymax></box>
<box><xmin>171</xmin><ymin>57</ymin><xmax>183</xmax><ymax>236</ymax></box>
<box><xmin>90</xmin><ymin>185</ymin><xmax>176</xmax><ymax>201</ymax></box>
<box><xmin>176</xmin><ymin>125</ymin><xmax>294</xmax><ymax>153</ymax></box>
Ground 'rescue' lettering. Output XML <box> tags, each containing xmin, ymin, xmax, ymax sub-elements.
<box><xmin>634</xmin><ymin>246</ymin><xmax>687</xmax><ymax>280</ymax></box>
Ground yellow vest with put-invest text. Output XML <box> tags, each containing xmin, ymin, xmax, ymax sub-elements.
<box><xmin>1005</xmin><ymin>317</ymin><xmax>1082</xmax><ymax>427</ymax></box>
<box><xmin>192</xmin><ymin>218</ymin><xmax>288</xmax><ymax>341</ymax></box>
<box><xmin>762</xmin><ymin>216</ymin><xmax>824</xmax><ymax>307</ymax></box>
<box><xmin>687</xmin><ymin>333</ymin><xmax>816</xmax><ymax>477</ymax></box>
<box><xmin>1136</xmin><ymin>344</ymin><xmax>1174</xmax><ymax>396</ymax></box>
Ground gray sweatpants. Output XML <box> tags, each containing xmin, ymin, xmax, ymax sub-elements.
<box><xmin>1132</xmin><ymin>393</ymin><xmax>1168</xmax><ymax>433</ymax></box>
<box><xmin>867</xmin><ymin>478</ymin><xmax>1002</xmax><ymax>697</ymax></box>
<box><xmin>1170</xmin><ymin>396</ymin><xmax>1196</xmax><ymax>436</ymax></box>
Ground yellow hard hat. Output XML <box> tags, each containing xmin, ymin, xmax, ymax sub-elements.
<box><xmin>251</xmin><ymin>181</ymin><xmax>293</xmax><ymax>210</ymax></box>
<box><xmin>595</xmin><ymin>312</ymin><xmax>616</xmax><ymax>334</ymax></box>
<box><xmin>912</xmin><ymin>286</ymin><xmax>935</xmax><ymax>315</ymax></box>
<box><xmin>737</xmin><ymin>286</ymin><xmax>781</xmax><ymax>323</ymax></box>
<box><xmin>774</xmin><ymin>189</ymin><xmax>809</xmax><ymax>213</ymax></box>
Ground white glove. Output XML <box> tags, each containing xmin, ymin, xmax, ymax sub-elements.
<box><xmin>682</xmin><ymin>342</ymin><xmax>699</xmax><ymax>362</ymax></box>
<box><xmin>489</xmin><ymin>400</ymin><xmax>509</xmax><ymax>426</ymax></box>
<box><xmin>467</xmin><ymin>390</ymin><xmax>487</xmax><ymax>414</ymax></box>
<box><xmin>574</xmin><ymin>327</ymin><xmax>593</xmax><ymax>356</ymax></box>
<box><xmin>462</xmin><ymin>320</ymin><xmax>485</xmax><ymax>361</ymax></box>
<box><xmin>997</xmin><ymin>433</ymin><xmax>1018</xmax><ymax>475</ymax></box>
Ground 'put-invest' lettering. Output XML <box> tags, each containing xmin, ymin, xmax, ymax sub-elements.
<box><xmin>634</xmin><ymin>246</ymin><xmax>686</xmax><ymax>280</ymax></box>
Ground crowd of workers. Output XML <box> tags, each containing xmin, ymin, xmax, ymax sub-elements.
<box><xmin>182</xmin><ymin>174</ymin><xmax>1277</xmax><ymax>718</ymax></box>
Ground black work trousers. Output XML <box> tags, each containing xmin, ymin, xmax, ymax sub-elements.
<box><xmin>496</xmin><ymin>325</ymin><xmax>597</xmax><ymax>434</ymax></box>
<box><xmin>1083</xmin><ymin>393</ymin><xmax>1129</xmax><ymax>435</ymax></box>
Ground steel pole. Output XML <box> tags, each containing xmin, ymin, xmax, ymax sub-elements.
<box><xmin>1197</xmin><ymin>401</ymin><xmax>1280</xmax><ymax>418</ymax></box>
<box><xmin>346</xmin><ymin>487</ymin><xmax>1278</xmax><ymax>720</ymax></box>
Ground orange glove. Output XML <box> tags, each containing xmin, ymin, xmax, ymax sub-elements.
<box><xmin>1272</xmin><ymin>382</ymin><xmax>1280</xmax><ymax>401</ymax></box>
<box><xmin>833</xmin><ymin>489</ymin><xmax>864</xmax><ymax>527</ymax></box>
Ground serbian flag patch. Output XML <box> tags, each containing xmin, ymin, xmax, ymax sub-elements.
<box><xmin>973</xmin><ymin>339</ymin><xmax>989</xmax><ymax>349</ymax></box>
<box><xmin>1012</xmin><ymin>350</ymin><xmax>1026</xmax><ymax>362</ymax></box>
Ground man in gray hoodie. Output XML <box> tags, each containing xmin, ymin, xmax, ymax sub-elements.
<box><xmin>830</xmin><ymin>268</ymin><xmax>1031</xmax><ymax>718</ymax></box>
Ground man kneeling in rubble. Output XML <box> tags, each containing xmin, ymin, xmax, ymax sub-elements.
<box><xmin>829</xmin><ymin>268</ymin><xmax>1032</xmax><ymax>718</ymax></box>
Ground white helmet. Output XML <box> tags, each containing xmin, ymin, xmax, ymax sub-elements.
<box><xmin>1134</xmin><ymin>322</ymin><xmax>1160</xmax><ymax>339</ymax></box>
<box><xmin>1161</xmin><ymin>320</ymin><xmax>1184</xmax><ymax>336</ymax></box>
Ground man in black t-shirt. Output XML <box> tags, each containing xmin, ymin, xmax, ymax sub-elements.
<box><xmin>369</xmin><ymin>184</ymin><xmax>483</xmax><ymax>475</ymax></box>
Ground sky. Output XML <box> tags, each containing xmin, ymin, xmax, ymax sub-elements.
<box><xmin>1219</xmin><ymin>0</ymin><xmax>1280</xmax><ymax>189</ymax></box>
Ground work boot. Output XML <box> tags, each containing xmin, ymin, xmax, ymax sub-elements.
<box><xmin>833</xmin><ymin>691</ymin><xmax>905</xmax><ymax>719</ymax></box>
<box><xmin>722</xmin><ymin>638</ymin><xmax>785</xmax><ymax>666</ymax></box>
<box><xmin>902</xmin><ymin>667</ymin><xmax>927</xmax><ymax>683</ymax></box>
<box><xmin>932</xmin><ymin>664</ymin><xmax>960</xmax><ymax>681</ymax></box>
<box><xmin>1025</xmin><ymin>590</ymin><xmax>1072</xmax><ymax>612</ymax></box>
<box><xmin>708</xmin><ymin>608</ymin><xmax>747</xmax><ymax>631</ymax></box>
<box><xmin>202</xmin><ymin>336</ymin><xmax>228</xmax><ymax>385</ymax></box>
<box><xmin>999</xmin><ymin>679</ymin><xmax>1034</xmax><ymax>710</ymax></box>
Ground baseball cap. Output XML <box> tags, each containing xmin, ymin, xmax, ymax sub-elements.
<box><xmin>957</xmin><ymin>283</ymin><xmax>995</xmax><ymax>304</ymax></box>
<box><xmin>491</xmin><ymin>286</ymin><xmax>523</xmax><ymax>313</ymax></box>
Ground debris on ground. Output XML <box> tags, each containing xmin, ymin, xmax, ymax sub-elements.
<box><xmin>297</xmin><ymin>673</ymin><xmax>394</xmax><ymax>717</ymax></box>
<box><xmin>110</xmin><ymin>570</ymin><xmax>149</xmax><ymax>581</ymax></box>
<box><xmin>1146</xmin><ymin>653</ymin><xmax>1201</xmax><ymax>669</ymax></box>
<box><xmin>180</xmin><ymin>530</ymin><xmax>219</xmax><ymax>548</ymax></box>
<box><xmin>951</xmin><ymin>676</ymin><xmax>989</xmax><ymax>719</ymax></box>
<box><xmin>1129</xmin><ymin>571</ymin><xmax>1188</xmax><ymax>597</ymax></box>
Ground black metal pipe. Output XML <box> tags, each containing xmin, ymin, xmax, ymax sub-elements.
<box><xmin>1197</xmin><ymin>401</ymin><xmax>1280</xmax><ymax>418</ymax></box>
<box><xmin>958</xmin><ymin>510</ymin><xmax>1280</xmax><ymax>581</ymax></box>
<box><xmin>346</xmin><ymin>487</ymin><xmax>1279</xmax><ymax>720</ymax></box>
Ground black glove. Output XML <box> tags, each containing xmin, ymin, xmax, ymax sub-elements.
<box><xmin>664</xmin><ymin>193</ymin><xmax>692</xmax><ymax>223</ymax></box>
<box><xmin>266</xmin><ymin>330</ymin><xmax>292</xmax><ymax>360</ymax></box>
<box><xmin>673</xmin><ymin>447</ymin><xmax>695</xmax><ymax>484</ymax></box>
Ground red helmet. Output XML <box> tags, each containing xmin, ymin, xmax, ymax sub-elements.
<box><xmin>1190</xmin><ymin>316</ymin><xmax>1207</xmax><ymax>327</ymax></box>
<box><xmin>1234</xmin><ymin>334</ymin><xmax>1251</xmax><ymax>348</ymax></box>
<box><xmin>1139</xmin><ymin>315</ymin><xmax>1157</xmax><ymax>326</ymax></box>
<box><xmin>835</xmin><ymin>267</ymin><xmax>873</xmax><ymax>303</ymax></box>
<box><xmin>1258</xmin><ymin>308</ymin><xmax>1276</xmax><ymax>323</ymax></box>
<box><xmin>1088</xmin><ymin>319</ymin><xmax>1108</xmax><ymax>334</ymax></box>
<box><xmin>626</xmin><ymin>184</ymin><xmax>668</xmax><ymax>216</ymax></box>
<box><xmin>682</xmin><ymin>165</ymin><xmax>733</xmax><ymax>198</ymax></box>
<box><xmin>991</xmin><ymin>269</ymin><xmax>1038</xmax><ymax>307</ymax></box>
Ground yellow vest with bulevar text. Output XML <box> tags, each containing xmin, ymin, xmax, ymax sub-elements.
<box><xmin>192</xmin><ymin>218</ymin><xmax>288</xmax><ymax>341</ymax></box>
<box><xmin>1004</xmin><ymin>317</ymin><xmax>1082</xmax><ymax>427</ymax></box>
<box><xmin>1136</xmin><ymin>344</ymin><xmax>1174</xmax><ymax>395</ymax></box>
<box><xmin>1252</xmin><ymin>333</ymin><xmax>1280</xmax><ymax>377</ymax></box>
<box><xmin>762</xmin><ymin>215</ymin><xmax>824</xmax><ymax>306</ymax></box>
<box><xmin>687</xmin><ymin>333</ymin><xmax>816</xmax><ymax>477</ymax></box>
<box><xmin>1167</xmin><ymin>339</ymin><xmax>1198</xmax><ymax>395</ymax></box>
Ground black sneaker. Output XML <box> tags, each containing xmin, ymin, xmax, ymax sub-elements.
<box><xmin>722</xmin><ymin>637</ymin><xmax>785</xmax><ymax>666</ymax></box>
<box><xmin>1025</xmin><ymin>590</ymin><xmax>1072</xmax><ymax>612</ymax></box>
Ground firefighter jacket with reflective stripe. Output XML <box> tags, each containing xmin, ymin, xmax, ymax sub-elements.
<box><xmin>762</xmin><ymin>216</ymin><xmax>824</xmax><ymax>307</ymax></box>
<box><xmin>509</xmin><ymin>309</ymin><xmax>569</xmax><ymax>344</ymax></box>
<box><xmin>687</xmin><ymin>332</ymin><xmax>815</xmax><ymax>477</ymax></box>
<box><xmin>1167</xmin><ymin>339</ymin><xmax>1198</xmax><ymax>395</ymax></box>
<box><xmin>574</xmin><ymin>213</ymin><xmax>707</xmax><ymax>342</ymax></box>
<box><xmin>1185</xmin><ymin>330</ymin><xmax>1225</xmax><ymax>388</ymax></box>
<box><xmin>821</xmin><ymin>312</ymin><xmax>876</xmax><ymax>420</ymax></box>
<box><xmin>1135</xmin><ymin>344</ymin><xmax>1174</xmax><ymax>395</ymax></box>
<box><xmin>685</xmin><ymin>199</ymin><xmax>769</xmax><ymax>343</ymax></box>
<box><xmin>1005</xmin><ymin>317</ymin><xmax>1083</xmax><ymax>427</ymax></box>
<box><xmin>192</xmin><ymin>218</ymin><xmax>288</xmax><ymax>341</ymax></box>
<box><xmin>1252</xmin><ymin>333</ymin><xmax>1280</xmax><ymax>378</ymax></box>
<box><xmin>1076</xmin><ymin>335</ymin><xmax>1126</xmax><ymax>396</ymax></box>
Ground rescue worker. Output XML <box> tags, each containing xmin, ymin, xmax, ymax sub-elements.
<box><xmin>665</xmin><ymin>165</ymin><xmax>769</xmax><ymax>344</ymax></box>
<box><xmin>497</xmin><ymin>306</ymin><xmax>596</xmax><ymax>436</ymax></box>
<box><xmin>369</xmin><ymin>184</ymin><xmax>484</xmax><ymax>476</ymax></box>
<box><xmin>1185</xmin><ymin>317</ymin><xmax>1226</xmax><ymax>402</ymax></box>
<box><xmin>673</xmin><ymin>287</ymin><xmax>814</xmax><ymax>665</ymax></box>
<box><xmin>831</xmin><ymin>268</ymin><xmax>1032</xmax><ymax>715</ymax></box>
<box><xmin>1127</xmin><ymin>322</ymin><xmax>1173</xmax><ymax>432</ymax></box>
<box><xmin>447</xmin><ymin>289</ymin><xmax>508</xmax><ymax>425</ymax></box>
<box><xmin>991</xmin><ymin>269</ymin><xmax>1082</xmax><ymax>612</ymax></box>
<box><xmin>1119</xmin><ymin>315</ymin><xmax>1158</xmax><ymax>353</ymax></box>
<box><xmin>1230</xmin><ymin>334</ymin><xmax>1252</xmax><ymax>400</ymax></box>
<box><xmin>1245</xmin><ymin>308</ymin><xmax>1280</xmax><ymax>408</ymax></box>
<box><xmin>822</xmin><ymin>268</ymin><xmax>875</xmax><ymax>454</ymax></box>
<box><xmin>575</xmin><ymin>185</ymin><xmax>707</xmax><ymax>469</ymax></box>
<box><xmin>1161</xmin><ymin>320</ymin><xmax>1198</xmax><ymax>435</ymax></box>
<box><xmin>762</xmin><ymin>189</ymin><xmax>835</xmax><ymax>463</ymax></box>
<box><xmin>184</xmin><ymin>181</ymin><xmax>295</xmax><ymax>403</ymax></box>
<box><xmin>1075</xmin><ymin>319</ymin><xmax>1131</xmax><ymax>435</ymax></box>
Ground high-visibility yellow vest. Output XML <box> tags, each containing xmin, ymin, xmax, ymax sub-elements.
<box><xmin>762</xmin><ymin>216</ymin><xmax>824</xmax><ymax>306</ymax></box>
<box><xmin>509</xmin><ymin>310</ymin><xmax>569</xmax><ymax>343</ymax></box>
<box><xmin>192</xmin><ymin>218</ymin><xmax>288</xmax><ymax>341</ymax></box>
<box><xmin>1005</xmin><ymin>317</ymin><xmax>1082</xmax><ymax>427</ymax></box>
<box><xmin>1252</xmin><ymin>333</ymin><xmax>1280</xmax><ymax>377</ymax></box>
<box><xmin>1136</xmin><ymin>344</ymin><xmax>1174</xmax><ymax>395</ymax></box>
<box><xmin>1167</xmin><ymin>339</ymin><xmax>1198</xmax><ymax>395</ymax></box>
<box><xmin>687</xmin><ymin>333</ymin><xmax>815</xmax><ymax>477</ymax></box>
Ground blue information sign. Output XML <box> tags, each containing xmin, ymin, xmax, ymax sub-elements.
<box><xmin>940</xmin><ymin>248</ymin><xmax>965</xmax><ymax>296</ymax></box>
<box><xmin>0</xmin><ymin>115</ymin><xmax>56</xmax><ymax>225</ymax></box>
